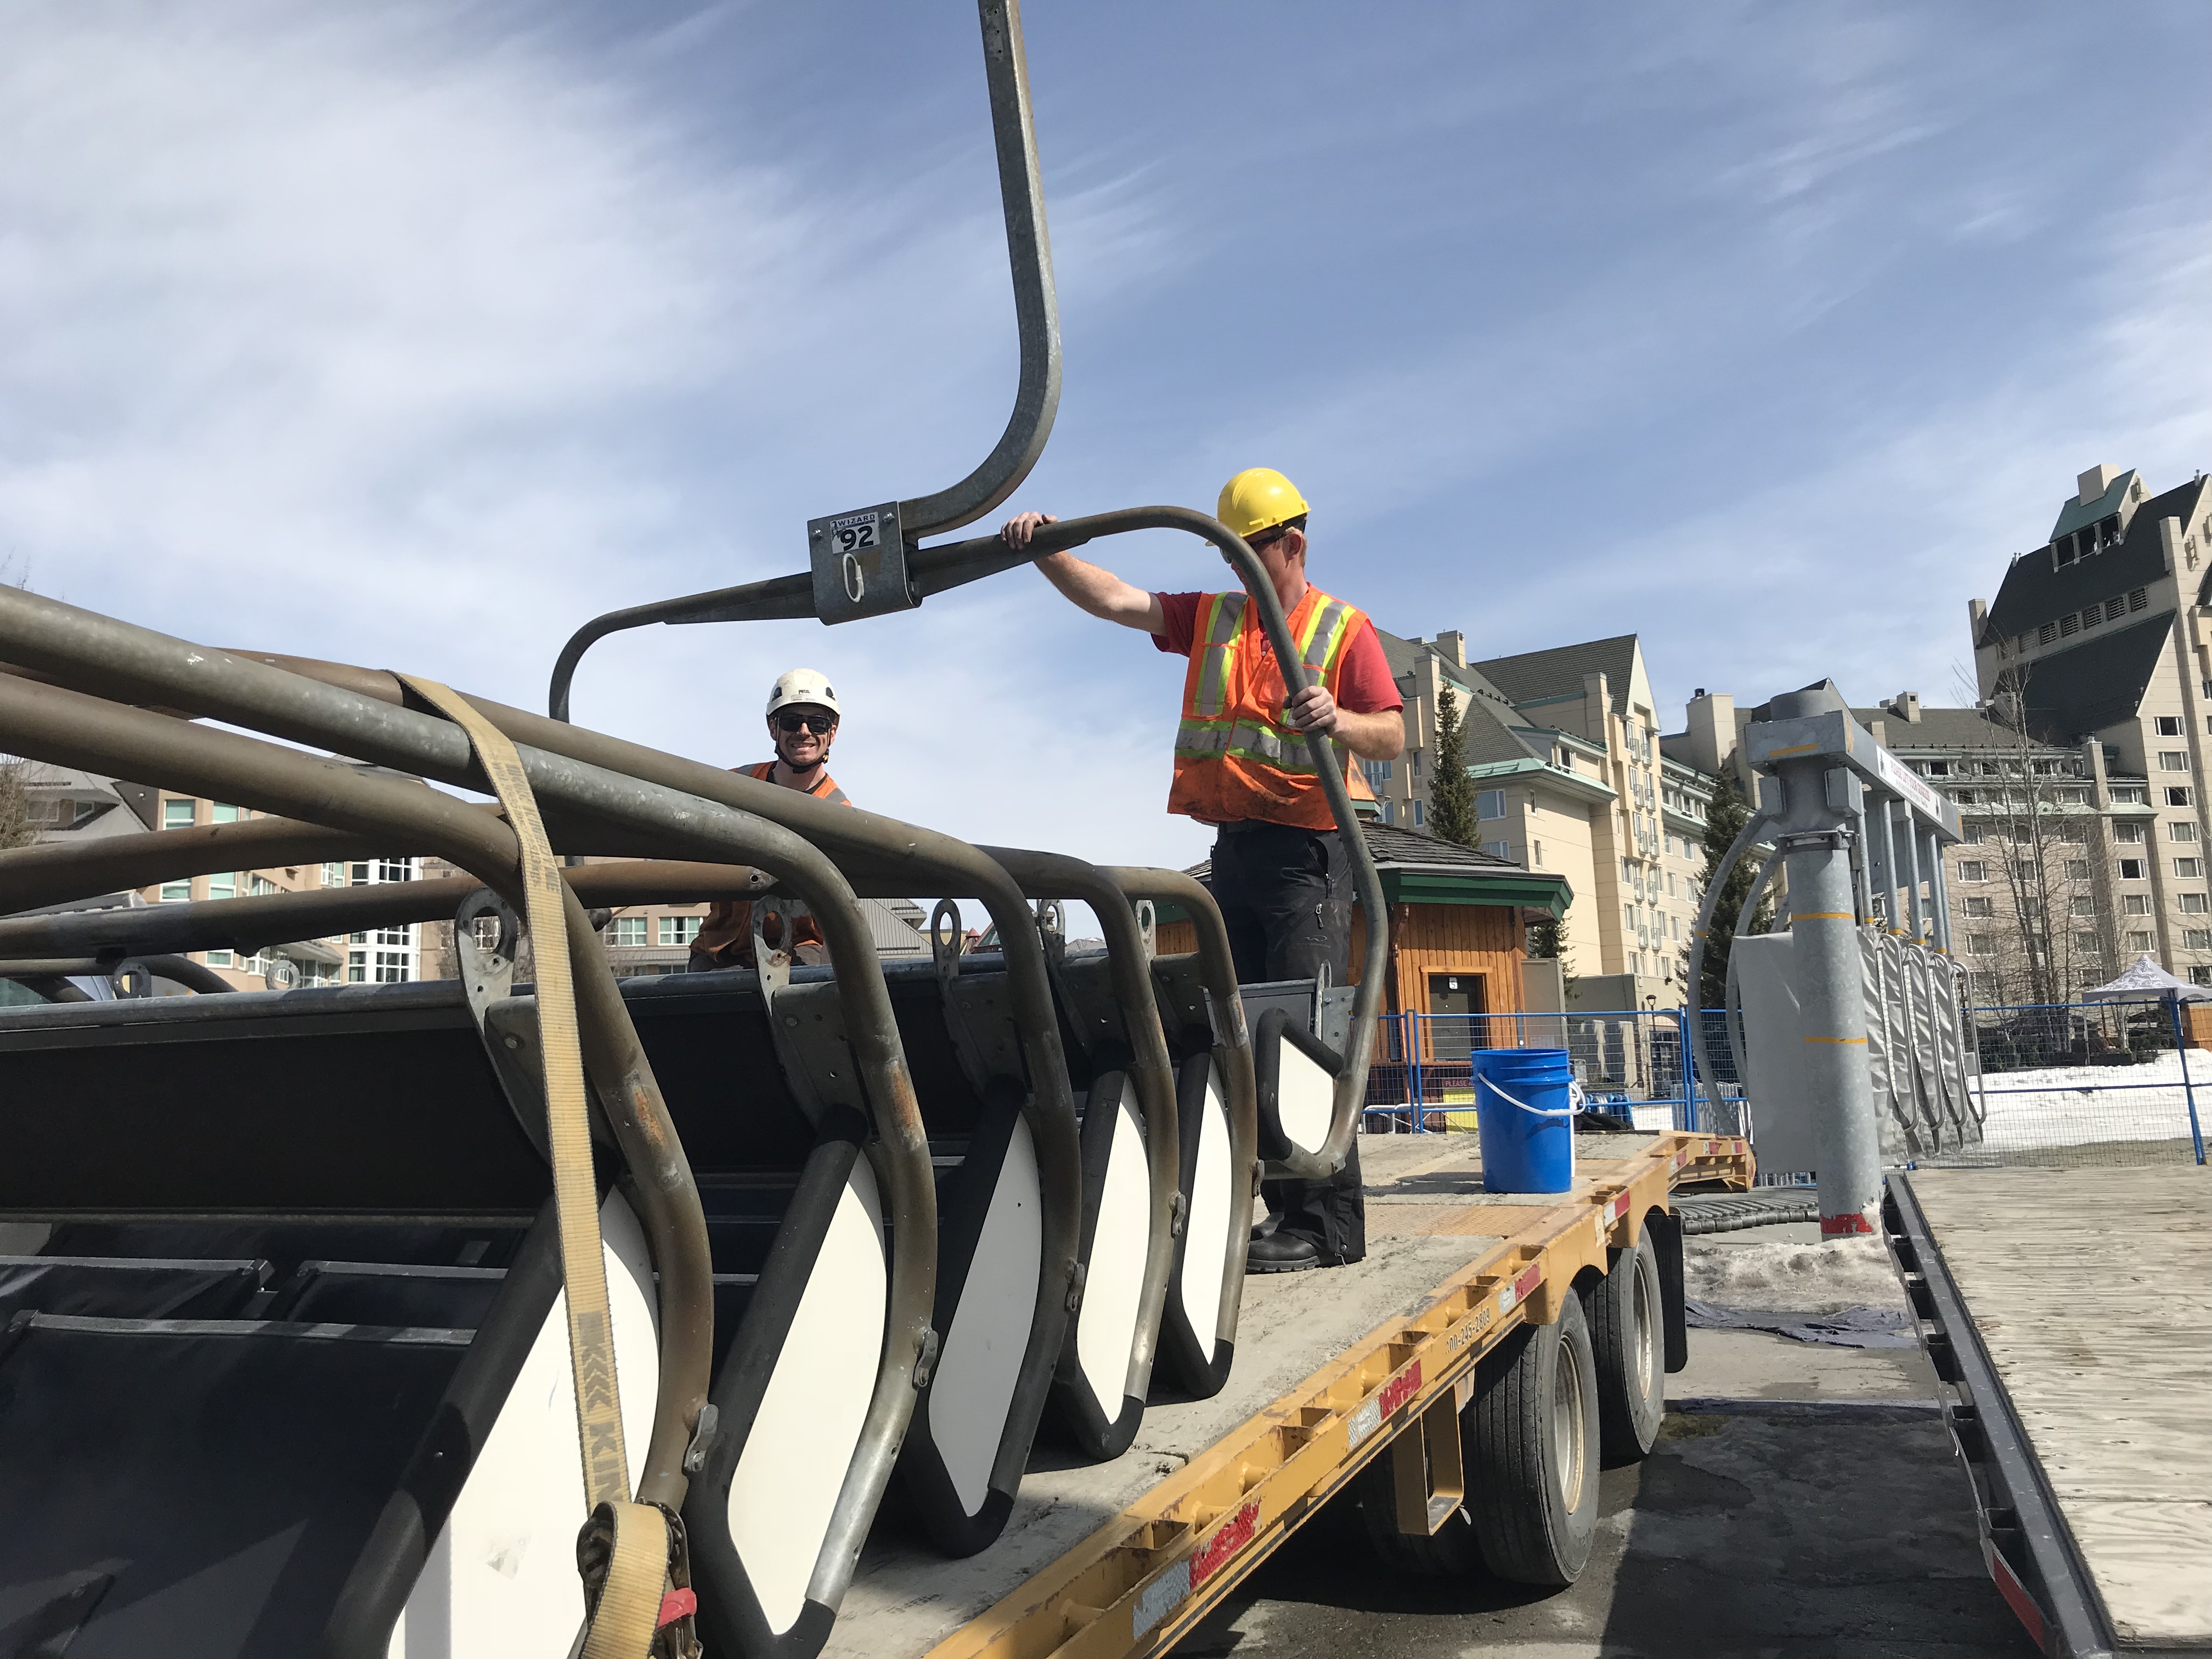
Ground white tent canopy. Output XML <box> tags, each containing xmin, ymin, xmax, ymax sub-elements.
<box><xmin>2080</xmin><ymin>954</ymin><xmax>2212</xmax><ymax>1002</ymax></box>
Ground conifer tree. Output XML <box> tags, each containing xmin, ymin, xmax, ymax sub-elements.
<box><xmin>1428</xmin><ymin>684</ymin><xmax>1480</xmax><ymax>849</ymax></box>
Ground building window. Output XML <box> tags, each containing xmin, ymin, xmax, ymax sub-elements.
<box><xmin>2056</xmin><ymin>787</ymin><xmax>2088</xmax><ymax>804</ymax></box>
<box><xmin>2195</xmin><ymin>966</ymin><xmax>2212</xmax><ymax>987</ymax></box>
<box><xmin>206</xmin><ymin>950</ymin><xmax>233</xmax><ymax>967</ymax></box>
<box><xmin>160</xmin><ymin>878</ymin><xmax>192</xmax><ymax>903</ymax></box>
<box><xmin>377</xmin><ymin>858</ymin><xmax>412</xmax><ymax>884</ymax></box>
<box><xmin>2069</xmin><ymin>895</ymin><xmax>2096</xmax><ymax>916</ymax></box>
<box><xmin>1412</xmin><ymin>800</ymin><xmax>1425</xmax><ymax>827</ymax></box>
<box><xmin>1482</xmin><ymin>840</ymin><xmax>1511</xmax><ymax>860</ymax></box>
<box><xmin>2120</xmin><ymin>859</ymin><xmax>2146</xmax><ymax>881</ymax></box>
<box><xmin>2115</xmin><ymin>822</ymin><xmax>2147</xmax><ymax>845</ymax></box>
<box><xmin>374</xmin><ymin>925</ymin><xmax>410</xmax><ymax>947</ymax></box>
<box><xmin>2158</xmin><ymin>751</ymin><xmax>2188</xmax><ymax>771</ymax></box>
<box><xmin>321</xmin><ymin>861</ymin><xmax>347</xmax><ymax>888</ymax></box>
<box><xmin>610</xmin><ymin>917</ymin><xmax>648</xmax><ymax>947</ymax></box>
<box><xmin>2169</xmin><ymin>788</ymin><xmax>2196</xmax><ymax>807</ymax></box>
<box><xmin>2074</xmin><ymin>932</ymin><xmax>2099</xmax><ymax>954</ymax></box>
<box><xmin>2188</xmin><ymin>930</ymin><xmax>2212</xmax><ymax>951</ymax></box>
<box><xmin>1959</xmin><ymin>860</ymin><xmax>1987</xmax><ymax>882</ymax></box>
<box><xmin>1963</xmin><ymin>896</ymin><xmax>1995</xmax><ymax>917</ymax></box>
<box><xmin>1362</xmin><ymin>759</ymin><xmax>1392</xmax><ymax>788</ymax></box>
<box><xmin>2180</xmin><ymin>893</ymin><xmax>2210</xmax><ymax>915</ymax></box>
<box><xmin>1476</xmin><ymin>789</ymin><xmax>1505</xmax><ymax>821</ymax></box>
<box><xmin>1378</xmin><ymin>800</ymin><xmax>1393</xmax><ymax>825</ymax></box>
<box><xmin>659</xmin><ymin>916</ymin><xmax>702</xmax><ymax>946</ymax></box>
<box><xmin>206</xmin><ymin>872</ymin><xmax>236</xmax><ymax>900</ymax></box>
<box><xmin>2064</xmin><ymin>859</ymin><xmax>2091</xmax><ymax>880</ymax></box>
<box><xmin>2128</xmin><ymin>930</ymin><xmax>2154</xmax><ymax>952</ymax></box>
<box><xmin>211</xmin><ymin>804</ymin><xmax>242</xmax><ymax>823</ymax></box>
<box><xmin>2124</xmin><ymin>894</ymin><xmax>2151</xmax><ymax>916</ymax></box>
<box><xmin>2156</xmin><ymin>716</ymin><xmax>2183</xmax><ymax>737</ymax></box>
<box><xmin>162</xmin><ymin>798</ymin><xmax>195</xmax><ymax>830</ymax></box>
<box><xmin>2112</xmin><ymin>785</ymin><xmax>2147</xmax><ymax>805</ymax></box>
<box><xmin>2171</xmin><ymin>821</ymin><xmax>2199</xmax><ymax>842</ymax></box>
<box><xmin>249</xmin><ymin>874</ymin><xmax>279</xmax><ymax>895</ymax></box>
<box><xmin>2012</xmin><ymin>859</ymin><xmax>2036</xmax><ymax>882</ymax></box>
<box><xmin>1966</xmin><ymin>934</ymin><xmax>1994</xmax><ymax>957</ymax></box>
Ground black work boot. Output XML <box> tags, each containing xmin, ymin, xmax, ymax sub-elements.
<box><xmin>1247</xmin><ymin>1230</ymin><xmax>1320</xmax><ymax>1273</ymax></box>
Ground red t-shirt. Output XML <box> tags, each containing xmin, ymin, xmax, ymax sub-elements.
<box><xmin>1152</xmin><ymin>591</ymin><xmax>1403</xmax><ymax>713</ymax></box>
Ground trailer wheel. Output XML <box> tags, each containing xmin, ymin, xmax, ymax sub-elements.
<box><xmin>1585</xmin><ymin>1233</ymin><xmax>1665</xmax><ymax>1465</ymax></box>
<box><xmin>1465</xmin><ymin>1293</ymin><xmax>1599</xmax><ymax>1587</ymax></box>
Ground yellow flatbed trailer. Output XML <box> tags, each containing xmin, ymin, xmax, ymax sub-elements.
<box><xmin>831</xmin><ymin>1128</ymin><xmax>1753</xmax><ymax>1659</ymax></box>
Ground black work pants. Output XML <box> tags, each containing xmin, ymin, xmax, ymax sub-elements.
<box><xmin>1211</xmin><ymin>821</ymin><xmax>1365</xmax><ymax>1266</ymax></box>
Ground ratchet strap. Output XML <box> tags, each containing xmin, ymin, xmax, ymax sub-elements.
<box><xmin>399</xmin><ymin>675</ymin><xmax>669</xmax><ymax>1659</ymax></box>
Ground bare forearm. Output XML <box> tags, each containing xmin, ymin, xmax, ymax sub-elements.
<box><xmin>1034</xmin><ymin>551</ymin><xmax>1163</xmax><ymax>633</ymax></box>
<box><xmin>1335</xmin><ymin>707</ymin><xmax>1406</xmax><ymax>761</ymax></box>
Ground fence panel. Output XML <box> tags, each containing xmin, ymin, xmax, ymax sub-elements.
<box><xmin>1965</xmin><ymin>998</ymin><xmax>2208</xmax><ymax>1168</ymax></box>
<box><xmin>1359</xmin><ymin>1010</ymin><xmax>1708</xmax><ymax>1135</ymax></box>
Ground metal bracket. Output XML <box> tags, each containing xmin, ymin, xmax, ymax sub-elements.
<box><xmin>808</xmin><ymin>500</ymin><xmax>913</xmax><ymax>624</ymax></box>
<box><xmin>1133</xmin><ymin>899</ymin><xmax>1156</xmax><ymax>962</ymax></box>
<box><xmin>1391</xmin><ymin>1390</ymin><xmax>1468</xmax><ymax>1537</ymax></box>
<box><xmin>758</xmin><ymin>898</ymin><xmax>868</xmax><ymax>1130</ymax></box>
<box><xmin>912</xmin><ymin>1327</ymin><xmax>941</xmax><ymax>1391</ymax></box>
<box><xmin>1047</xmin><ymin>944</ymin><xmax>1126</xmax><ymax>1065</ymax></box>
<box><xmin>453</xmin><ymin>889</ymin><xmax>571</xmax><ymax>1165</ymax></box>
<box><xmin>682</xmin><ymin>1403</ymin><xmax>720</xmax><ymax>1475</ymax></box>
<box><xmin>932</xmin><ymin>901</ymin><xmax>1028</xmax><ymax>1093</ymax></box>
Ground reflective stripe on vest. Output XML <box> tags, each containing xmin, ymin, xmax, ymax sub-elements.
<box><xmin>1174</xmin><ymin>588</ymin><xmax>1364</xmax><ymax>776</ymax></box>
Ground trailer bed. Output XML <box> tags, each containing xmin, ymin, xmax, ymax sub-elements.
<box><xmin>1887</xmin><ymin>1166</ymin><xmax>2211</xmax><ymax>1657</ymax></box>
<box><xmin>839</xmin><ymin>1128</ymin><xmax>1750</xmax><ymax>1659</ymax></box>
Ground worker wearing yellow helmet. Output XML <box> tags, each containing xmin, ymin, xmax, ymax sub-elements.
<box><xmin>1002</xmin><ymin>469</ymin><xmax>1404</xmax><ymax>1274</ymax></box>
<box><xmin>689</xmin><ymin>668</ymin><xmax>852</xmax><ymax>971</ymax></box>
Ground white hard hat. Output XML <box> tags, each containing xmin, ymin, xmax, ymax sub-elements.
<box><xmin>766</xmin><ymin>667</ymin><xmax>841</xmax><ymax>720</ymax></box>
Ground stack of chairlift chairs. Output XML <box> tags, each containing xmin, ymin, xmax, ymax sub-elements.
<box><xmin>0</xmin><ymin>849</ymin><xmax>1351</xmax><ymax>1658</ymax></box>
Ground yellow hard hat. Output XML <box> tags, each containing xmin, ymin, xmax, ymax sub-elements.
<box><xmin>1216</xmin><ymin>467</ymin><xmax>1310</xmax><ymax>543</ymax></box>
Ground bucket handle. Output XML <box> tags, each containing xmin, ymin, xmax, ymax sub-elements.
<box><xmin>1478</xmin><ymin>1075</ymin><xmax>1574</xmax><ymax>1119</ymax></box>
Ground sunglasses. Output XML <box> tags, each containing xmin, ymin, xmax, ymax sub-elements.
<box><xmin>774</xmin><ymin>712</ymin><xmax>836</xmax><ymax>735</ymax></box>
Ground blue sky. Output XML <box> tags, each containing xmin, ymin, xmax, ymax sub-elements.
<box><xmin>3</xmin><ymin>2</ymin><xmax>2207</xmax><ymax>873</ymax></box>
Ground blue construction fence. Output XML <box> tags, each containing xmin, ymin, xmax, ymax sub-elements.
<box><xmin>1361</xmin><ymin>1008</ymin><xmax>1746</xmax><ymax>1136</ymax></box>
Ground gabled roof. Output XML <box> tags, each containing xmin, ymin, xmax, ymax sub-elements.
<box><xmin>2013</xmin><ymin>612</ymin><xmax>2175</xmax><ymax>737</ymax></box>
<box><xmin>1985</xmin><ymin>477</ymin><xmax>2206</xmax><ymax>640</ymax></box>
<box><xmin>1470</xmin><ymin>635</ymin><xmax>1639</xmax><ymax>718</ymax></box>
<box><xmin>2050</xmin><ymin>469</ymin><xmax>2136</xmax><ymax>544</ymax></box>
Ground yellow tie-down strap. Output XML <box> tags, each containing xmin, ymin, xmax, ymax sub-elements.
<box><xmin>399</xmin><ymin>675</ymin><xmax>668</xmax><ymax>1659</ymax></box>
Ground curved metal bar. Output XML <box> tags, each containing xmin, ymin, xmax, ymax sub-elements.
<box><xmin>0</xmin><ymin>589</ymin><xmax>952</xmax><ymax>1611</ymax></box>
<box><xmin>1683</xmin><ymin>809</ymin><xmax>1776</xmax><ymax>1128</ymax></box>
<box><xmin>898</xmin><ymin>0</ymin><xmax>1059</xmax><ymax>540</ymax></box>
<box><xmin>0</xmin><ymin>862</ymin><xmax>778</xmax><ymax>965</ymax></box>
<box><xmin>0</xmin><ymin>953</ymin><xmax>230</xmax><ymax>996</ymax></box>
<box><xmin>0</xmin><ymin>669</ymin><xmax>713</xmax><ymax>1519</ymax></box>
<box><xmin>980</xmin><ymin>844</ymin><xmax>1177</xmax><ymax>1425</ymax></box>
<box><xmin>1099</xmin><ymin>864</ymin><xmax>1259</xmax><ymax>1362</ymax></box>
<box><xmin>543</xmin><ymin>0</ymin><xmax>1058</xmax><ymax>720</ymax></box>
<box><xmin>539</xmin><ymin>501</ymin><xmax>1386</xmax><ymax>1176</ymax></box>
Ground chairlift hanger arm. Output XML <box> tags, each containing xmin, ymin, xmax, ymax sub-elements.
<box><xmin>546</xmin><ymin>0</ymin><xmax>1057</xmax><ymax>720</ymax></box>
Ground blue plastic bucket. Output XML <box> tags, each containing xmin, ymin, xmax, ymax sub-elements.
<box><xmin>1472</xmin><ymin>1048</ymin><xmax>1574</xmax><ymax>1193</ymax></box>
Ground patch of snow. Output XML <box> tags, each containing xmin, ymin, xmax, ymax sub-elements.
<box><xmin>1683</xmin><ymin>1235</ymin><xmax>1904</xmax><ymax>1313</ymax></box>
<box><xmin>1970</xmin><ymin>1049</ymin><xmax>2212</xmax><ymax>1150</ymax></box>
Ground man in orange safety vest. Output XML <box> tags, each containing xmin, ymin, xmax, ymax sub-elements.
<box><xmin>689</xmin><ymin>667</ymin><xmax>851</xmax><ymax>972</ymax></box>
<box><xmin>1002</xmin><ymin>468</ymin><xmax>1404</xmax><ymax>1273</ymax></box>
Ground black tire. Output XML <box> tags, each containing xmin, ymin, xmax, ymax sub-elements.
<box><xmin>1354</xmin><ymin>1449</ymin><xmax>1483</xmax><ymax>1577</ymax></box>
<box><xmin>1465</xmin><ymin>1292</ymin><xmax>1599</xmax><ymax>1587</ymax></box>
<box><xmin>1585</xmin><ymin>1232</ymin><xmax>1666</xmax><ymax>1466</ymax></box>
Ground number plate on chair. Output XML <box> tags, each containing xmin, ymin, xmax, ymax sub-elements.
<box><xmin>808</xmin><ymin>500</ymin><xmax>913</xmax><ymax>623</ymax></box>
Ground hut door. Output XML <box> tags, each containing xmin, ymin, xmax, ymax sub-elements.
<box><xmin>1426</xmin><ymin>973</ymin><xmax>1487</xmax><ymax>1061</ymax></box>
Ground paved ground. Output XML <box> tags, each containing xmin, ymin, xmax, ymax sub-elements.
<box><xmin>1178</xmin><ymin>1223</ymin><xmax>2037</xmax><ymax>1659</ymax></box>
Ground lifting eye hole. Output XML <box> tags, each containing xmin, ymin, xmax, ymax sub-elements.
<box><xmin>842</xmin><ymin>553</ymin><xmax>865</xmax><ymax>604</ymax></box>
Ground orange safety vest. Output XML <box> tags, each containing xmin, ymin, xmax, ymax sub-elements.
<box><xmin>1169</xmin><ymin>585</ymin><xmax>1379</xmax><ymax>831</ymax></box>
<box><xmin>693</xmin><ymin>763</ymin><xmax>849</xmax><ymax>966</ymax></box>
